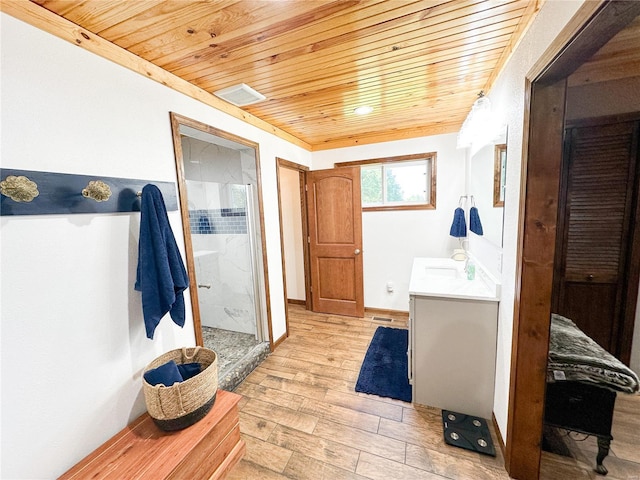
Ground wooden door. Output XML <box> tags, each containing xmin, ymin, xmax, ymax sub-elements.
<box><xmin>553</xmin><ymin>118</ymin><xmax>640</xmax><ymax>359</ymax></box>
<box><xmin>306</xmin><ymin>167</ymin><xmax>364</xmax><ymax>317</ymax></box>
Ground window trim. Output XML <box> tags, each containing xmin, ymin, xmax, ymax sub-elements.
<box><xmin>335</xmin><ymin>152</ymin><xmax>437</xmax><ymax>211</ymax></box>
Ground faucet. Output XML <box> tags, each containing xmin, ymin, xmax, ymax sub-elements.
<box><xmin>451</xmin><ymin>248</ymin><xmax>468</xmax><ymax>262</ymax></box>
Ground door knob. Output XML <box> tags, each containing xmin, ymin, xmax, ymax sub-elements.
<box><xmin>198</xmin><ymin>284</ymin><xmax>211</xmax><ymax>289</ymax></box>
<box><xmin>354</xmin><ymin>249</ymin><xmax>361</xmax><ymax>255</ymax></box>
<box><xmin>587</xmin><ymin>274</ymin><xmax>594</xmax><ymax>281</ymax></box>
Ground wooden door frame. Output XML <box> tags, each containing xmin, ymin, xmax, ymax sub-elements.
<box><xmin>169</xmin><ymin>112</ymin><xmax>274</xmax><ymax>351</ymax></box>
<box><xmin>275</xmin><ymin>158</ymin><xmax>311</xmax><ymax>347</ymax></box>
<box><xmin>505</xmin><ymin>2</ymin><xmax>640</xmax><ymax>478</ymax></box>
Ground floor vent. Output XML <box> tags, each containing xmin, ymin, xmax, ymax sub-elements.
<box><xmin>372</xmin><ymin>316</ymin><xmax>393</xmax><ymax>322</ymax></box>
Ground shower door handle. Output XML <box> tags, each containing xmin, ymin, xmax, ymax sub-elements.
<box><xmin>198</xmin><ymin>284</ymin><xmax>211</xmax><ymax>289</ymax></box>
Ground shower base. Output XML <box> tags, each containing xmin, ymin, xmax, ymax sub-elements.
<box><xmin>201</xmin><ymin>326</ymin><xmax>270</xmax><ymax>391</ymax></box>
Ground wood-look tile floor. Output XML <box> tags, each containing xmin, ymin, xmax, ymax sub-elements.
<box><xmin>227</xmin><ymin>305</ymin><xmax>511</xmax><ymax>480</ymax></box>
<box><xmin>227</xmin><ymin>305</ymin><xmax>640</xmax><ymax>479</ymax></box>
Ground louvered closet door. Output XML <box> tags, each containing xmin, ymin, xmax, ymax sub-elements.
<box><xmin>555</xmin><ymin>120</ymin><xmax>639</xmax><ymax>355</ymax></box>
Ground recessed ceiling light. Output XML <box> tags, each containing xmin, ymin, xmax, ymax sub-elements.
<box><xmin>354</xmin><ymin>105</ymin><xmax>373</xmax><ymax>115</ymax></box>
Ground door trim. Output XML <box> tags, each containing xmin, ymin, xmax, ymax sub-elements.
<box><xmin>506</xmin><ymin>78</ymin><xmax>567</xmax><ymax>480</ymax></box>
<box><xmin>505</xmin><ymin>1</ymin><xmax>640</xmax><ymax>478</ymax></box>
<box><xmin>169</xmin><ymin>112</ymin><xmax>274</xmax><ymax>351</ymax></box>
<box><xmin>169</xmin><ymin>114</ymin><xmax>203</xmax><ymax>346</ymax></box>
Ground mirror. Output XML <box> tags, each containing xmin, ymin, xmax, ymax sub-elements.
<box><xmin>469</xmin><ymin>128</ymin><xmax>507</xmax><ymax>247</ymax></box>
<box><xmin>494</xmin><ymin>143</ymin><xmax>507</xmax><ymax>207</ymax></box>
<box><xmin>170</xmin><ymin>113</ymin><xmax>271</xmax><ymax>391</ymax></box>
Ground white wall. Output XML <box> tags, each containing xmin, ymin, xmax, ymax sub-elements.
<box><xmin>566</xmin><ymin>76</ymin><xmax>640</xmax><ymax>120</ymax></box>
<box><xmin>279</xmin><ymin>167</ymin><xmax>306</xmax><ymax>301</ymax></box>
<box><xmin>0</xmin><ymin>13</ymin><xmax>310</xmax><ymax>479</ymax></box>
<box><xmin>313</xmin><ymin>133</ymin><xmax>466</xmax><ymax>312</ymax></box>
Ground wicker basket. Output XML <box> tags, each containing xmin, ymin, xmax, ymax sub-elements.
<box><xmin>142</xmin><ymin>346</ymin><xmax>218</xmax><ymax>431</ymax></box>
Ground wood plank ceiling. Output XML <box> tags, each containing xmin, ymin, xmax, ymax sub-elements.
<box><xmin>29</xmin><ymin>0</ymin><xmax>542</xmax><ymax>150</ymax></box>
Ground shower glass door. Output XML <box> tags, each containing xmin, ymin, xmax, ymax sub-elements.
<box><xmin>187</xmin><ymin>181</ymin><xmax>260</xmax><ymax>336</ymax></box>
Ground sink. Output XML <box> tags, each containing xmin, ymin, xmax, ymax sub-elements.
<box><xmin>422</xmin><ymin>258</ymin><xmax>464</xmax><ymax>279</ymax></box>
<box><xmin>410</xmin><ymin>257</ymin><xmax>500</xmax><ymax>301</ymax></box>
<box><xmin>425</xmin><ymin>265</ymin><xmax>460</xmax><ymax>278</ymax></box>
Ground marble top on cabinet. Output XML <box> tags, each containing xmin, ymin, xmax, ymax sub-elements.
<box><xmin>409</xmin><ymin>257</ymin><xmax>500</xmax><ymax>302</ymax></box>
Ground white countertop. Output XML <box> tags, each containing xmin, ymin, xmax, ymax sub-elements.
<box><xmin>409</xmin><ymin>257</ymin><xmax>500</xmax><ymax>302</ymax></box>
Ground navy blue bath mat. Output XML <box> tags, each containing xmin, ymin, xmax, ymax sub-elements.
<box><xmin>355</xmin><ymin>326</ymin><xmax>412</xmax><ymax>402</ymax></box>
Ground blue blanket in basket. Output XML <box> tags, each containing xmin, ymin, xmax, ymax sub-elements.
<box><xmin>144</xmin><ymin>360</ymin><xmax>202</xmax><ymax>386</ymax></box>
<box><xmin>144</xmin><ymin>360</ymin><xmax>182</xmax><ymax>387</ymax></box>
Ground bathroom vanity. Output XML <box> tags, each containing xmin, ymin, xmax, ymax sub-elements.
<box><xmin>408</xmin><ymin>257</ymin><xmax>500</xmax><ymax>419</ymax></box>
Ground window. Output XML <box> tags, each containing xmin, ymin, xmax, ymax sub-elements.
<box><xmin>336</xmin><ymin>153</ymin><xmax>436</xmax><ymax>211</ymax></box>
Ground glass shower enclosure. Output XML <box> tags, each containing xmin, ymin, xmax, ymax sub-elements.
<box><xmin>172</xmin><ymin>117</ymin><xmax>270</xmax><ymax>391</ymax></box>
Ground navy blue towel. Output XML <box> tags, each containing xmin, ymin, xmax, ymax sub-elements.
<box><xmin>143</xmin><ymin>360</ymin><xmax>183</xmax><ymax>387</ymax></box>
<box><xmin>449</xmin><ymin>207</ymin><xmax>467</xmax><ymax>238</ymax></box>
<box><xmin>143</xmin><ymin>360</ymin><xmax>202</xmax><ymax>386</ymax></box>
<box><xmin>177</xmin><ymin>362</ymin><xmax>202</xmax><ymax>381</ymax></box>
<box><xmin>469</xmin><ymin>206</ymin><xmax>483</xmax><ymax>236</ymax></box>
<box><xmin>135</xmin><ymin>184</ymin><xmax>189</xmax><ymax>339</ymax></box>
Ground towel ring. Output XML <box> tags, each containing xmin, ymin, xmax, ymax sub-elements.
<box><xmin>457</xmin><ymin>195</ymin><xmax>476</xmax><ymax>207</ymax></box>
<box><xmin>82</xmin><ymin>180</ymin><xmax>112</xmax><ymax>202</ymax></box>
<box><xmin>0</xmin><ymin>175</ymin><xmax>40</xmax><ymax>202</ymax></box>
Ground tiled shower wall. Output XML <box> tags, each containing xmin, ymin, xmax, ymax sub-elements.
<box><xmin>191</xmin><ymin>232</ymin><xmax>257</xmax><ymax>335</ymax></box>
<box><xmin>182</xmin><ymin>136</ymin><xmax>259</xmax><ymax>337</ymax></box>
<box><xmin>189</xmin><ymin>208</ymin><xmax>247</xmax><ymax>235</ymax></box>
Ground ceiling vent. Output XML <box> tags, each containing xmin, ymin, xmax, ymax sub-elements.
<box><xmin>213</xmin><ymin>83</ymin><xmax>266</xmax><ymax>107</ymax></box>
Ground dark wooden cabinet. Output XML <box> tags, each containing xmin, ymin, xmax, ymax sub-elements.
<box><xmin>553</xmin><ymin>115</ymin><xmax>640</xmax><ymax>363</ymax></box>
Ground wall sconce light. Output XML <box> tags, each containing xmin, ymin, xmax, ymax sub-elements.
<box><xmin>456</xmin><ymin>91</ymin><xmax>501</xmax><ymax>151</ymax></box>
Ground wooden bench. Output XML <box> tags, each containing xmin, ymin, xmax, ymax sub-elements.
<box><xmin>59</xmin><ymin>390</ymin><xmax>245</xmax><ymax>480</ymax></box>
